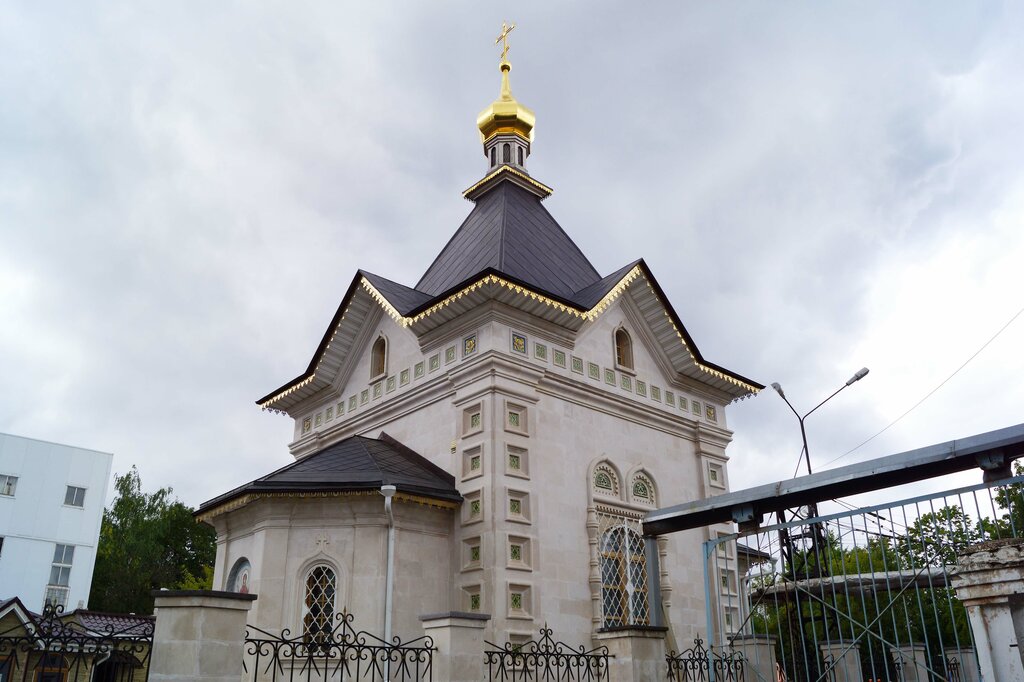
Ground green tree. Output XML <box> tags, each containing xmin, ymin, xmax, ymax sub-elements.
<box><xmin>90</xmin><ymin>467</ymin><xmax>216</xmax><ymax>614</ymax></box>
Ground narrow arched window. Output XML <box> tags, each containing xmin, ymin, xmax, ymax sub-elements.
<box><xmin>614</xmin><ymin>328</ymin><xmax>633</xmax><ymax>370</ymax></box>
<box><xmin>370</xmin><ymin>336</ymin><xmax>387</xmax><ymax>380</ymax></box>
<box><xmin>503</xmin><ymin>143</ymin><xmax>511</xmax><ymax>163</ymax></box>
<box><xmin>303</xmin><ymin>565</ymin><xmax>337</xmax><ymax>645</ymax></box>
<box><xmin>490</xmin><ymin>147</ymin><xmax>497</xmax><ymax>166</ymax></box>
<box><xmin>599</xmin><ymin>522</ymin><xmax>649</xmax><ymax>627</ymax></box>
<box><xmin>517</xmin><ymin>147</ymin><xmax>524</xmax><ymax>165</ymax></box>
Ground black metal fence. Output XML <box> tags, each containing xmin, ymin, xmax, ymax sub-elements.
<box><xmin>0</xmin><ymin>603</ymin><xmax>153</xmax><ymax>682</ymax></box>
<box><xmin>666</xmin><ymin>638</ymin><xmax>744</xmax><ymax>682</ymax></box>
<box><xmin>244</xmin><ymin>611</ymin><xmax>434</xmax><ymax>681</ymax></box>
<box><xmin>484</xmin><ymin>627</ymin><xmax>611</xmax><ymax>681</ymax></box>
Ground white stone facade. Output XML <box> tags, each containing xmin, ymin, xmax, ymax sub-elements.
<box><xmin>210</xmin><ymin>287</ymin><xmax>744</xmax><ymax>646</ymax></box>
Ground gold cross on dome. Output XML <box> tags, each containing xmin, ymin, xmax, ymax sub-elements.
<box><xmin>495</xmin><ymin>21</ymin><xmax>516</xmax><ymax>62</ymax></box>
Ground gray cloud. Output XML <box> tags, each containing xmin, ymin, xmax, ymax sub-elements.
<box><xmin>2</xmin><ymin>2</ymin><xmax>1022</xmax><ymax>506</ymax></box>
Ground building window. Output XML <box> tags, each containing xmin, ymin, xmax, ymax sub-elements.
<box><xmin>517</xmin><ymin>147</ymin><xmax>524</xmax><ymax>165</ymax></box>
<box><xmin>0</xmin><ymin>475</ymin><xmax>17</xmax><ymax>497</ymax></box>
<box><xmin>370</xmin><ymin>336</ymin><xmax>387</xmax><ymax>381</ymax></box>
<box><xmin>490</xmin><ymin>147</ymin><xmax>497</xmax><ymax>166</ymax></box>
<box><xmin>302</xmin><ymin>565</ymin><xmax>337</xmax><ymax>645</ymax></box>
<box><xmin>503</xmin><ymin>143</ymin><xmax>511</xmax><ymax>163</ymax></box>
<box><xmin>64</xmin><ymin>486</ymin><xmax>86</xmax><ymax>508</ymax></box>
<box><xmin>592</xmin><ymin>462</ymin><xmax>620</xmax><ymax>498</ymax></box>
<box><xmin>630</xmin><ymin>473</ymin><xmax>656</xmax><ymax>506</ymax></box>
<box><xmin>598</xmin><ymin>514</ymin><xmax>649</xmax><ymax>627</ymax></box>
<box><xmin>46</xmin><ymin>544</ymin><xmax>74</xmax><ymax>609</ymax></box>
<box><xmin>614</xmin><ymin>328</ymin><xmax>633</xmax><ymax>370</ymax></box>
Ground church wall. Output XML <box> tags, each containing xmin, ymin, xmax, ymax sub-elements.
<box><xmin>266</xmin><ymin>289</ymin><xmax>742</xmax><ymax>647</ymax></box>
<box><xmin>212</xmin><ymin>495</ymin><xmax>453</xmax><ymax>641</ymax></box>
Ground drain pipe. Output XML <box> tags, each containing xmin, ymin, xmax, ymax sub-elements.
<box><xmin>381</xmin><ymin>484</ymin><xmax>397</xmax><ymax>652</ymax></box>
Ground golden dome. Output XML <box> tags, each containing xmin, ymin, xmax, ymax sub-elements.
<box><xmin>477</xmin><ymin>60</ymin><xmax>535</xmax><ymax>144</ymax></box>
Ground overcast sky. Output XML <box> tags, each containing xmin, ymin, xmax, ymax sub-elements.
<box><xmin>2</xmin><ymin>3</ymin><xmax>1023</xmax><ymax>510</ymax></box>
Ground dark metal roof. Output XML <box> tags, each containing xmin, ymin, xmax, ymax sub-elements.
<box><xmin>643</xmin><ymin>423</ymin><xmax>1024</xmax><ymax>536</ymax></box>
<box><xmin>360</xmin><ymin>270</ymin><xmax>433</xmax><ymax>315</ymax></box>
<box><xmin>416</xmin><ymin>180</ymin><xmax>601</xmax><ymax>300</ymax></box>
<box><xmin>197</xmin><ymin>433</ymin><xmax>462</xmax><ymax>515</ymax></box>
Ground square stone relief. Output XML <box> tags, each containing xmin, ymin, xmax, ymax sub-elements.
<box><xmin>571</xmin><ymin>356</ymin><xmax>584</xmax><ymax>374</ymax></box>
<box><xmin>463</xmin><ymin>334</ymin><xmax>477</xmax><ymax>357</ymax></box>
<box><xmin>429</xmin><ymin>354</ymin><xmax>440</xmax><ymax>372</ymax></box>
<box><xmin>588</xmin><ymin>362</ymin><xmax>600</xmax><ymax>380</ymax></box>
<box><xmin>400</xmin><ymin>368</ymin><xmax>410</xmax><ymax>386</ymax></box>
<box><xmin>415</xmin><ymin>361</ymin><xmax>425</xmax><ymax>378</ymax></box>
<box><xmin>534</xmin><ymin>343</ymin><xmax>547</xmax><ymax>361</ymax></box>
<box><xmin>445</xmin><ymin>346</ymin><xmax>457</xmax><ymax>364</ymax></box>
<box><xmin>511</xmin><ymin>332</ymin><xmax>527</xmax><ymax>355</ymax></box>
<box><xmin>553</xmin><ymin>349</ymin><xmax>566</xmax><ymax>368</ymax></box>
<box><xmin>636</xmin><ymin>380</ymin><xmax>647</xmax><ymax>397</ymax></box>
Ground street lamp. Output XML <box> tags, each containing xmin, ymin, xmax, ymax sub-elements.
<box><xmin>771</xmin><ymin>367</ymin><xmax>869</xmax><ymax>478</ymax></box>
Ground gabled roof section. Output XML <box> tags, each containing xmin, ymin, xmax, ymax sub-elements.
<box><xmin>416</xmin><ymin>180</ymin><xmax>601</xmax><ymax>301</ymax></box>
<box><xmin>196</xmin><ymin>432</ymin><xmax>461</xmax><ymax>521</ymax></box>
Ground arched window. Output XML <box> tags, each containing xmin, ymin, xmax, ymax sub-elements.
<box><xmin>592</xmin><ymin>463</ymin><xmax>620</xmax><ymax>498</ymax></box>
<box><xmin>303</xmin><ymin>565</ymin><xmax>337</xmax><ymax>644</ymax></box>
<box><xmin>370</xmin><ymin>336</ymin><xmax>387</xmax><ymax>380</ymax></box>
<box><xmin>614</xmin><ymin>328</ymin><xmax>633</xmax><ymax>370</ymax></box>
<box><xmin>599</xmin><ymin>520</ymin><xmax>649</xmax><ymax>627</ymax></box>
<box><xmin>502</xmin><ymin>143</ymin><xmax>511</xmax><ymax>163</ymax></box>
<box><xmin>630</xmin><ymin>473</ymin><xmax>656</xmax><ymax>506</ymax></box>
<box><xmin>517</xmin><ymin>147</ymin><xmax>524</xmax><ymax>165</ymax></box>
<box><xmin>490</xmin><ymin>147</ymin><xmax>497</xmax><ymax>166</ymax></box>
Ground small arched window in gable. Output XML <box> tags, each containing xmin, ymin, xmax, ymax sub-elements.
<box><xmin>370</xmin><ymin>336</ymin><xmax>387</xmax><ymax>380</ymax></box>
<box><xmin>630</xmin><ymin>473</ymin><xmax>656</xmax><ymax>506</ymax></box>
<box><xmin>503</xmin><ymin>143</ymin><xmax>511</xmax><ymax>163</ymax></box>
<box><xmin>593</xmin><ymin>463</ymin><xmax>620</xmax><ymax>497</ymax></box>
<box><xmin>303</xmin><ymin>565</ymin><xmax>337</xmax><ymax>645</ymax></box>
<box><xmin>614</xmin><ymin>328</ymin><xmax>634</xmax><ymax>370</ymax></box>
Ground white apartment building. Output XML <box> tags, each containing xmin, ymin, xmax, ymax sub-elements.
<box><xmin>0</xmin><ymin>432</ymin><xmax>112</xmax><ymax>612</ymax></box>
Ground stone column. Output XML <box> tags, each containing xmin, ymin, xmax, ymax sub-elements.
<box><xmin>729</xmin><ymin>634</ymin><xmax>777</xmax><ymax>682</ymax></box>
<box><xmin>950</xmin><ymin>538</ymin><xmax>1024</xmax><ymax>682</ymax></box>
<box><xmin>593</xmin><ymin>627</ymin><xmax>667</xmax><ymax>682</ymax></box>
<box><xmin>420</xmin><ymin>611</ymin><xmax>489</xmax><ymax>682</ymax></box>
<box><xmin>943</xmin><ymin>647</ymin><xmax>980</xmax><ymax>682</ymax></box>
<box><xmin>890</xmin><ymin>644</ymin><xmax>927</xmax><ymax>682</ymax></box>
<box><xmin>149</xmin><ymin>590</ymin><xmax>256</xmax><ymax>682</ymax></box>
<box><xmin>818</xmin><ymin>641</ymin><xmax>862</xmax><ymax>682</ymax></box>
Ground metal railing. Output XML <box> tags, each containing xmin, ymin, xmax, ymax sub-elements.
<box><xmin>484</xmin><ymin>626</ymin><xmax>611</xmax><ymax>681</ymax></box>
<box><xmin>666</xmin><ymin>638</ymin><xmax>745</xmax><ymax>681</ymax></box>
<box><xmin>244</xmin><ymin>611</ymin><xmax>434</xmax><ymax>681</ymax></box>
<box><xmin>703</xmin><ymin>473</ymin><xmax>1023</xmax><ymax>682</ymax></box>
<box><xmin>0</xmin><ymin>603</ymin><xmax>153</xmax><ymax>682</ymax></box>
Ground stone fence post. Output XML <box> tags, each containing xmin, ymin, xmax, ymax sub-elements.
<box><xmin>149</xmin><ymin>590</ymin><xmax>256</xmax><ymax>682</ymax></box>
<box><xmin>420</xmin><ymin>611</ymin><xmax>489</xmax><ymax>682</ymax></box>
<box><xmin>950</xmin><ymin>538</ymin><xmax>1024</xmax><ymax>682</ymax></box>
<box><xmin>593</xmin><ymin>627</ymin><xmax>667</xmax><ymax>682</ymax></box>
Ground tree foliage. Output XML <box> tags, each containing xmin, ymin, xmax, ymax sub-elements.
<box><xmin>90</xmin><ymin>466</ymin><xmax>216</xmax><ymax>614</ymax></box>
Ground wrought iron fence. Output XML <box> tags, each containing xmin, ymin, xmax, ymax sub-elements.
<box><xmin>702</xmin><ymin>472</ymin><xmax>1023</xmax><ymax>682</ymax></box>
<box><xmin>0</xmin><ymin>603</ymin><xmax>154</xmax><ymax>682</ymax></box>
<box><xmin>243</xmin><ymin>610</ymin><xmax>434</xmax><ymax>681</ymax></box>
<box><xmin>484</xmin><ymin>626</ymin><xmax>611</xmax><ymax>681</ymax></box>
<box><xmin>666</xmin><ymin>638</ymin><xmax>744</xmax><ymax>681</ymax></box>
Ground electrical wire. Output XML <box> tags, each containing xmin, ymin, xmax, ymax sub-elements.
<box><xmin>822</xmin><ymin>303</ymin><xmax>1024</xmax><ymax>468</ymax></box>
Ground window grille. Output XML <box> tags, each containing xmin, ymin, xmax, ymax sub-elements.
<box><xmin>303</xmin><ymin>565</ymin><xmax>337</xmax><ymax>644</ymax></box>
<box><xmin>597</xmin><ymin>512</ymin><xmax>649</xmax><ymax>627</ymax></box>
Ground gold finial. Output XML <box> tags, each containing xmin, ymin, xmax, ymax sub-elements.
<box><xmin>495</xmin><ymin>21</ymin><xmax>515</xmax><ymax>64</ymax></box>
<box><xmin>477</xmin><ymin>20</ymin><xmax>535</xmax><ymax>145</ymax></box>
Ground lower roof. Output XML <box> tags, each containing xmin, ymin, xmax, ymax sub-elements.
<box><xmin>196</xmin><ymin>433</ymin><xmax>462</xmax><ymax>520</ymax></box>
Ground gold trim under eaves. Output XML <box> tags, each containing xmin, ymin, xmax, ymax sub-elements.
<box><xmin>259</xmin><ymin>265</ymin><xmax>759</xmax><ymax>408</ymax></box>
<box><xmin>462</xmin><ymin>165</ymin><xmax>553</xmax><ymax>199</ymax></box>
<box><xmin>196</xmin><ymin>489</ymin><xmax>460</xmax><ymax>522</ymax></box>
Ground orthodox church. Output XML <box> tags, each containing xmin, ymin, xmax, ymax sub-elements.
<box><xmin>196</xmin><ymin>33</ymin><xmax>762</xmax><ymax>651</ymax></box>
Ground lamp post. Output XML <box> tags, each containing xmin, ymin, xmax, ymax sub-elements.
<box><xmin>770</xmin><ymin>368</ymin><xmax>869</xmax><ymax>680</ymax></box>
<box><xmin>771</xmin><ymin>367</ymin><xmax>869</xmax><ymax>479</ymax></box>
